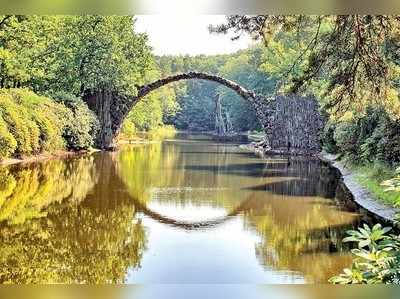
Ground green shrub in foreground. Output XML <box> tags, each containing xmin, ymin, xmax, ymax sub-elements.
<box><xmin>330</xmin><ymin>224</ymin><xmax>400</xmax><ymax>284</ymax></box>
<box><xmin>8</xmin><ymin>89</ymin><xmax>70</xmax><ymax>153</ymax></box>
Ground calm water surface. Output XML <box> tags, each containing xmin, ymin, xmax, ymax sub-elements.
<box><xmin>0</xmin><ymin>133</ymin><xmax>371</xmax><ymax>283</ymax></box>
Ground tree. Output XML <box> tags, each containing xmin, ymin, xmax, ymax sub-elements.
<box><xmin>0</xmin><ymin>15</ymin><xmax>60</xmax><ymax>89</ymax></box>
<box><xmin>210</xmin><ymin>15</ymin><xmax>400</xmax><ymax>116</ymax></box>
<box><xmin>44</xmin><ymin>16</ymin><xmax>154</xmax><ymax>97</ymax></box>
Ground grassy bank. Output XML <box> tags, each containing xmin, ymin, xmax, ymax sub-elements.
<box><xmin>350</xmin><ymin>163</ymin><xmax>400</xmax><ymax>207</ymax></box>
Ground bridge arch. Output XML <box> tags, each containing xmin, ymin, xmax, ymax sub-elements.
<box><xmin>132</xmin><ymin>194</ymin><xmax>256</xmax><ymax>231</ymax></box>
<box><xmin>84</xmin><ymin>72</ymin><xmax>324</xmax><ymax>155</ymax></box>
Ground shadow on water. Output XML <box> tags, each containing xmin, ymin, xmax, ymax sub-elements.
<box><xmin>242</xmin><ymin>178</ymin><xmax>338</xmax><ymax>198</ymax></box>
<box><xmin>176</xmin><ymin>151</ymin><xmax>260</xmax><ymax>159</ymax></box>
<box><xmin>183</xmin><ymin>162</ymin><xmax>295</xmax><ymax>179</ymax></box>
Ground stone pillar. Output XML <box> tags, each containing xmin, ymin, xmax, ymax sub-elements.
<box><xmin>84</xmin><ymin>89</ymin><xmax>116</xmax><ymax>150</ymax></box>
<box><xmin>251</xmin><ymin>95</ymin><xmax>275</xmax><ymax>150</ymax></box>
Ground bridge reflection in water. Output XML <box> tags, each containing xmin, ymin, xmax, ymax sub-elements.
<box><xmin>0</xmin><ymin>133</ymin><xmax>371</xmax><ymax>283</ymax></box>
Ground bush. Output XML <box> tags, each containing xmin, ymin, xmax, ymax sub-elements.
<box><xmin>329</xmin><ymin>105</ymin><xmax>400</xmax><ymax>165</ymax></box>
<box><xmin>333</xmin><ymin>121</ymin><xmax>360</xmax><ymax>159</ymax></box>
<box><xmin>0</xmin><ymin>90</ymin><xmax>41</xmax><ymax>156</ymax></box>
<box><xmin>376</xmin><ymin>119</ymin><xmax>400</xmax><ymax>165</ymax></box>
<box><xmin>322</xmin><ymin>121</ymin><xmax>338</xmax><ymax>153</ymax></box>
<box><xmin>0</xmin><ymin>89</ymin><xmax>99</xmax><ymax>159</ymax></box>
<box><xmin>8</xmin><ymin>89</ymin><xmax>70</xmax><ymax>152</ymax></box>
<box><xmin>382</xmin><ymin>167</ymin><xmax>400</xmax><ymax>193</ymax></box>
<box><xmin>330</xmin><ymin>224</ymin><xmax>400</xmax><ymax>284</ymax></box>
<box><xmin>52</xmin><ymin>92</ymin><xmax>99</xmax><ymax>150</ymax></box>
<box><xmin>0</xmin><ymin>116</ymin><xmax>17</xmax><ymax>159</ymax></box>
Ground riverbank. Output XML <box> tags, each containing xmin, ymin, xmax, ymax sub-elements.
<box><xmin>320</xmin><ymin>153</ymin><xmax>400</xmax><ymax>224</ymax></box>
<box><xmin>0</xmin><ymin>149</ymin><xmax>99</xmax><ymax>167</ymax></box>
<box><xmin>0</xmin><ymin>138</ymin><xmax>161</xmax><ymax>167</ymax></box>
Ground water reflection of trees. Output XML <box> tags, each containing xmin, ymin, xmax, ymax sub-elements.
<box><xmin>0</xmin><ymin>157</ymin><xmax>98</xmax><ymax>224</ymax></box>
<box><xmin>240</xmin><ymin>159</ymin><xmax>362</xmax><ymax>283</ymax></box>
<box><xmin>0</xmin><ymin>140</ymin><xmax>369</xmax><ymax>284</ymax></box>
<box><xmin>116</xmin><ymin>142</ymin><xmax>365</xmax><ymax>283</ymax></box>
<box><xmin>116</xmin><ymin>143</ymin><xmax>181</xmax><ymax>204</ymax></box>
<box><xmin>116</xmin><ymin>142</ymin><xmax>239</xmax><ymax>210</ymax></box>
<box><xmin>0</xmin><ymin>155</ymin><xmax>147</xmax><ymax>283</ymax></box>
<box><xmin>115</xmin><ymin>142</ymin><xmax>364</xmax><ymax>283</ymax></box>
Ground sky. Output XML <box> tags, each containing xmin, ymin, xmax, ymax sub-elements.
<box><xmin>135</xmin><ymin>15</ymin><xmax>255</xmax><ymax>56</ymax></box>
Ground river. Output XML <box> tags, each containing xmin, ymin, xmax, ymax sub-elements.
<box><xmin>0</xmin><ymin>133</ymin><xmax>373</xmax><ymax>283</ymax></box>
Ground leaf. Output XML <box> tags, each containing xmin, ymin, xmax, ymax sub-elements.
<box><xmin>381</xmin><ymin>227</ymin><xmax>392</xmax><ymax>235</ymax></box>
<box><xmin>372</xmin><ymin>223</ymin><xmax>382</xmax><ymax>231</ymax></box>
<box><xmin>359</xmin><ymin>239</ymin><xmax>371</xmax><ymax>248</ymax></box>
<box><xmin>352</xmin><ymin>249</ymin><xmax>376</xmax><ymax>261</ymax></box>
<box><xmin>364</xmin><ymin>223</ymin><xmax>372</xmax><ymax>232</ymax></box>
<box><xmin>343</xmin><ymin>236</ymin><xmax>359</xmax><ymax>243</ymax></box>
<box><xmin>359</xmin><ymin>227</ymin><xmax>370</xmax><ymax>238</ymax></box>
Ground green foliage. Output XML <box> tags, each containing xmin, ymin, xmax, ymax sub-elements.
<box><xmin>121</xmin><ymin>121</ymin><xmax>137</xmax><ymax>140</ymax></box>
<box><xmin>211</xmin><ymin>16</ymin><xmax>400</xmax><ymax>116</ymax></box>
<box><xmin>12</xmin><ymin>89</ymin><xmax>70</xmax><ymax>152</ymax></box>
<box><xmin>44</xmin><ymin>16</ymin><xmax>154</xmax><ymax>96</ymax></box>
<box><xmin>382</xmin><ymin>167</ymin><xmax>400</xmax><ymax>193</ymax></box>
<box><xmin>333</xmin><ymin>121</ymin><xmax>360</xmax><ymax>159</ymax></box>
<box><xmin>0</xmin><ymin>15</ymin><xmax>180</xmax><ymax>149</ymax></box>
<box><xmin>321</xmin><ymin>122</ymin><xmax>338</xmax><ymax>153</ymax></box>
<box><xmin>0</xmin><ymin>89</ymin><xmax>99</xmax><ymax>159</ymax></box>
<box><xmin>52</xmin><ymin>92</ymin><xmax>99</xmax><ymax>150</ymax></box>
<box><xmin>176</xmin><ymin>81</ymin><xmax>217</xmax><ymax>131</ymax></box>
<box><xmin>218</xmin><ymin>49</ymin><xmax>268</xmax><ymax>131</ymax></box>
<box><xmin>330</xmin><ymin>224</ymin><xmax>400</xmax><ymax>284</ymax></box>
<box><xmin>126</xmin><ymin>92</ymin><xmax>164</xmax><ymax>132</ymax></box>
<box><xmin>1</xmin><ymin>15</ymin><xmax>167</xmax><ymax>149</ymax></box>
<box><xmin>330</xmin><ymin>106</ymin><xmax>400</xmax><ymax>166</ymax></box>
<box><xmin>158</xmin><ymin>54</ymin><xmax>226</xmax><ymax>131</ymax></box>
<box><xmin>353</xmin><ymin>164</ymin><xmax>400</xmax><ymax>207</ymax></box>
<box><xmin>0</xmin><ymin>90</ymin><xmax>44</xmax><ymax>155</ymax></box>
<box><xmin>0</xmin><ymin>115</ymin><xmax>17</xmax><ymax>158</ymax></box>
<box><xmin>0</xmin><ymin>16</ymin><xmax>59</xmax><ymax>89</ymax></box>
<box><xmin>157</xmin><ymin>48</ymin><xmax>270</xmax><ymax>132</ymax></box>
<box><xmin>328</xmin><ymin>105</ymin><xmax>400</xmax><ymax>207</ymax></box>
<box><xmin>0</xmin><ymin>16</ymin><xmax>154</xmax><ymax>97</ymax></box>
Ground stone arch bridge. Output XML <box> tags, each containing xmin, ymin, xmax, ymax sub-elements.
<box><xmin>84</xmin><ymin>72</ymin><xmax>324</xmax><ymax>155</ymax></box>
